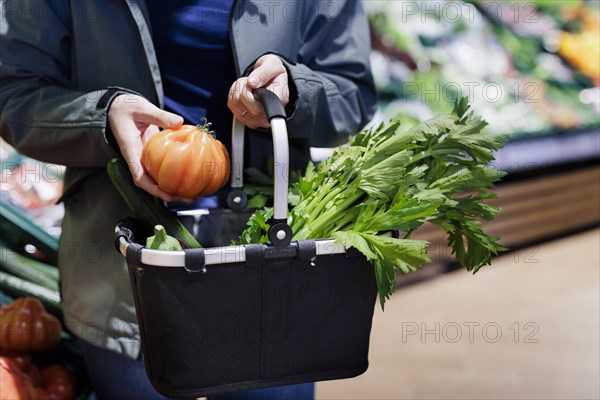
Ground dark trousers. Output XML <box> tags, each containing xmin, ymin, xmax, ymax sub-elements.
<box><xmin>80</xmin><ymin>340</ymin><xmax>315</xmax><ymax>400</ymax></box>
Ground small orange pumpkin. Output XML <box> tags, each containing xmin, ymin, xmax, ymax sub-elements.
<box><xmin>142</xmin><ymin>123</ymin><xmax>231</xmax><ymax>198</ymax></box>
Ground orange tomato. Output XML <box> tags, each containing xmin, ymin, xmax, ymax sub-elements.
<box><xmin>142</xmin><ymin>124</ymin><xmax>230</xmax><ymax>198</ymax></box>
<box><xmin>0</xmin><ymin>298</ymin><xmax>61</xmax><ymax>352</ymax></box>
<box><xmin>41</xmin><ymin>365</ymin><xmax>77</xmax><ymax>400</ymax></box>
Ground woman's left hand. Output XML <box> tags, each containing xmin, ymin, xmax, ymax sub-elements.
<box><xmin>227</xmin><ymin>54</ymin><xmax>289</xmax><ymax>129</ymax></box>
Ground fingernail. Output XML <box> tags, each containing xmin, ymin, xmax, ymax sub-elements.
<box><xmin>169</xmin><ymin>116</ymin><xmax>183</xmax><ymax>127</ymax></box>
<box><xmin>248</xmin><ymin>75</ymin><xmax>260</xmax><ymax>88</ymax></box>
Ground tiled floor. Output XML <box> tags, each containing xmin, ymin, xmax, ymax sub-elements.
<box><xmin>317</xmin><ymin>228</ymin><xmax>600</xmax><ymax>400</ymax></box>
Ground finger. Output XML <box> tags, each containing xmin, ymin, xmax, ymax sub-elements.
<box><xmin>235</xmin><ymin>90</ymin><xmax>269</xmax><ymax>126</ymax></box>
<box><xmin>227</xmin><ymin>78</ymin><xmax>270</xmax><ymax>128</ymax></box>
<box><xmin>240</xmin><ymin>112</ymin><xmax>269</xmax><ymax>129</ymax></box>
<box><xmin>247</xmin><ymin>55</ymin><xmax>286</xmax><ymax>89</ymax></box>
<box><xmin>244</xmin><ymin>115</ymin><xmax>269</xmax><ymax>129</ymax></box>
<box><xmin>124</xmin><ymin>156</ymin><xmax>146</xmax><ymax>184</ymax></box>
<box><xmin>127</xmin><ymin>161</ymin><xmax>172</xmax><ymax>201</ymax></box>
<box><xmin>141</xmin><ymin>125</ymin><xmax>160</xmax><ymax>144</ymax></box>
<box><xmin>228</xmin><ymin>78</ymin><xmax>247</xmax><ymax>104</ymax></box>
<box><xmin>227</xmin><ymin>78</ymin><xmax>246</xmax><ymax>112</ymax></box>
<box><xmin>266</xmin><ymin>74</ymin><xmax>290</xmax><ymax>106</ymax></box>
<box><xmin>135</xmin><ymin>174</ymin><xmax>175</xmax><ymax>202</ymax></box>
<box><xmin>134</xmin><ymin>101</ymin><xmax>184</xmax><ymax>129</ymax></box>
<box><xmin>229</xmin><ymin>99</ymin><xmax>267</xmax><ymax>128</ymax></box>
<box><xmin>240</xmin><ymin>85</ymin><xmax>263</xmax><ymax>117</ymax></box>
<box><xmin>171</xmin><ymin>195</ymin><xmax>196</xmax><ymax>203</ymax></box>
<box><xmin>228</xmin><ymin>78</ymin><xmax>261</xmax><ymax>117</ymax></box>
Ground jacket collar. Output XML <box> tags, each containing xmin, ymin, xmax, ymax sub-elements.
<box><xmin>122</xmin><ymin>0</ymin><xmax>164</xmax><ymax>107</ymax></box>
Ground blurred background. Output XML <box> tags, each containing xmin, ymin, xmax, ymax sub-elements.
<box><xmin>320</xmin><ymin>1</ymin><xmax>600</xmax><ymax>399</ymax></box>
<box><xmin>1</xmin><ymin>0</ymin><xmax>598</xmax><ymax>399</ymax></box>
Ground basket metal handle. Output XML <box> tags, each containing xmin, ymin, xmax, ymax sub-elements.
<box><xmin>114</xmin><ymin>91</ymin><xmax>311</xmax><ymax>267</ymax></box>
<box><xmin>227</xmin><ymin>88</ymin><xmax>291</xmax><ymax>246</ymax></box>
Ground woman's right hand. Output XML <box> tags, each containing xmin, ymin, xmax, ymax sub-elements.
<box><xmin>107</xmin><ymin>94</ymin><xmax>186</xmax><ymax>202</ymax></box>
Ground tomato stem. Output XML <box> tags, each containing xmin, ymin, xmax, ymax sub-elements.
<box><xmin>196</xmin><ymin>118</ymin><xmax>215</xmax><ymax>137</ymax></box>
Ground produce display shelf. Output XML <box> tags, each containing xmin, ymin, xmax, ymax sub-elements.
<box><xmin>405</xmin><ymin>164</ymin><xmax>600</xmax><ymax>286</ymax></box>
<box><xmin>493</xmin><ymin>127</ymin><xmax>600</xmax><ymax>173</ymax></box>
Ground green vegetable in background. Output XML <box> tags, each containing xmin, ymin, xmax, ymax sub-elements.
<box><xmin>0</xmin><ymin>242</ymin><xmax>59</xmax><ymax>292</ymax></box>
<box><xmin>107</xmin><ymin>158</ymin><xmax>202</xmax><ymax>249</ymax></box>
<box><xmin>239</xmin><ymin>98</ymin><xmax>509</xmax><ymax>308</ymax></box>
<box><xmin>146</xmin><ymin>225</ymin><xmax>182</xmax><ymax>251</ymax></box>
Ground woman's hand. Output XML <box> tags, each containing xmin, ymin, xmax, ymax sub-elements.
<box><xmin>107</xmin><ymin>94</ymin><xmax>191</xmax><ymax>202</ymax></box>
<box><xmin>227</xmin><ymin>54</ymin><xmax>289</xmax><ymax>129</ymax></box>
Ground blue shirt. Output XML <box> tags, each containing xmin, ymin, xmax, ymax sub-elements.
<box><xmin>147</xmin><ymin>0</ymin><xmax>236</xmax><ymax>151</ymax></box>
<box><xmin>147</xmin><ymin>1</ymin><xmax>236</xmax><ymax>207</ymax></box>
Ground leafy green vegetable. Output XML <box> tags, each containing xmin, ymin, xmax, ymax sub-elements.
<box><xmin>240</xmin><ymin>97</ymin><xmax>508</xmax><ymax>308</ymax></box>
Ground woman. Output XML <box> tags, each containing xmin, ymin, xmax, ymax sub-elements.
<box><xmin>0</xmin><ymin>1</ymin><xmax>377</xmax><ymax>398</ymax></box>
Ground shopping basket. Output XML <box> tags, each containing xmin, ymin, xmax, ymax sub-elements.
<box><xmin>114</xmin><ymin>89</ymin><xmax>378</xmax><ymax>398</ymax></box>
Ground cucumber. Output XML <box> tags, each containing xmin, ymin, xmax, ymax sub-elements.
<box><xmin>0</xmin><ymin>271</ymin><xmax>62</xmax><ymax>318</ymax></box>
<box><xmin>107</xmin><ymin>158</ymin><xmax>202</xmax><ymax>248</ymax></box>
<box><xmin>0</xmin><ymin>241</ymin><xmax>59</xmax><ymax>291</ymax></box>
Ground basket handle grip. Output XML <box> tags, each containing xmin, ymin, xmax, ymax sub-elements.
<box><xmin>253</xmin><ymin>88</ymin><xmax>286</xmax><ymax>120</ymax></box>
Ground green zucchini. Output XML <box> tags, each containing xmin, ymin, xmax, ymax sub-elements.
<box><xmin>107</xmin><ymin>158</ymin><xmax>202</xmax><ymax>248</ymax></box>
<box><xmin>0</xmin><ymin>201</ymin><xmax>59</xmax><ymax>265</ymax></box>
<box><xmin>0</xmin><ymin>271</ymin><xmax>62</xmax><ymax>318</ymax></box>
<box><xmin>0</xmin><ymin>241</ymin><xmax>59</xmax><ymax>291</ymax></box>
<box><xmin>146</xmin><ymin>225</ymin><xmax>183</xmax><ymax>250</ymax></box>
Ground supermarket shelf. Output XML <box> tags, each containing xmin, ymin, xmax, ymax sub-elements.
<box><xmin>416</xmin><ymin>164</ymin><xmax>600</xmax><ymax>248</ymax></box>
<box><xmin>402</xmin><ymin>164</ymin><xmax>600</xmax><ymax>285</ymax></box>
<box><xmin>492</xmin><ymin>127</ymin><xmax>600</xmax><ymax>173</ymax></box>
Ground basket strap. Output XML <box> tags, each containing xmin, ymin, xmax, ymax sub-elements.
<box><xmin>184</xmin><ymin>248</ymin><xmax>207</xmax><ymax>273</ymax></box>
<box><xmin>245</xmin><ymin>244</ymin><xmax>264</xmax><ymax>266</ymax></box>
<box><xmin>296</xmin><ymin>240</ymin><xmax>317</xmax><ymax>261</ymax></box>
<box><xmin>125</xmin><ymin>243</ymin><xmax>144</xmax><ymax>276</ymax></box>
<box><xmin>114</xmin><ymin>227</ymin><xmax>134</xmax><ymax>253</ymax></box>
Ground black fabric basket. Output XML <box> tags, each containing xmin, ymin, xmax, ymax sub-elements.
<box><xmin>114</xmin><ymin>89</ymin><xmax>378</xmax><ymax>398</ymax></box>
<box><xmin>119</xmin><ymin>227</ymin><xmax>377</xmax><ymax>398</ymax></box>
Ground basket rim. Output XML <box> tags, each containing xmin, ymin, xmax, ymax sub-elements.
<box><xmin>114</xmin><ymin>224</ymin><xmax>347</xmax><ymax>268</ymax></box>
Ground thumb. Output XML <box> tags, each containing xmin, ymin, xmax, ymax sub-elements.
<box><xmin>137</xmin><ymin>102</ymin><xmax>184</xmax><ymax>129</ymax></box>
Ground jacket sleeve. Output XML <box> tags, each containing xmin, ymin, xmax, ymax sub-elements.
<box><xmin>0</xmin><ymin>0</ymin><xmax>119</xmax><ymax>168</ymax></box>
<box><xmin>283</xmin><ymin>0</ymin><xmax>378</xmax><ymax>148</ymax></box>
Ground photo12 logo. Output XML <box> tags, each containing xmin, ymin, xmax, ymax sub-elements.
<box><xmin>400</xmin><ymin>1</ymin><xmax>477</xmax><ymax>23</ymax></box>
<box><xmin>401</xmin><ymin>321</ymin><xmax>540</xmax><ymax>344</ymax></box>
<box><xmin>399</xmin><ymin>1</ymin><xmax>539</xmax><ymax>25</ymax></box>
<box><xmin>400</xmin><ymin>81</ymin><xmax>541</xmax><ymax>105</ymax></box>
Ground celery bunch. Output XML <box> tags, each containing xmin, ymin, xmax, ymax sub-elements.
<box><xmin>240</xmin><ymin>98</ymin><xmax>508</xmax><ymax>307</ymax></box>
